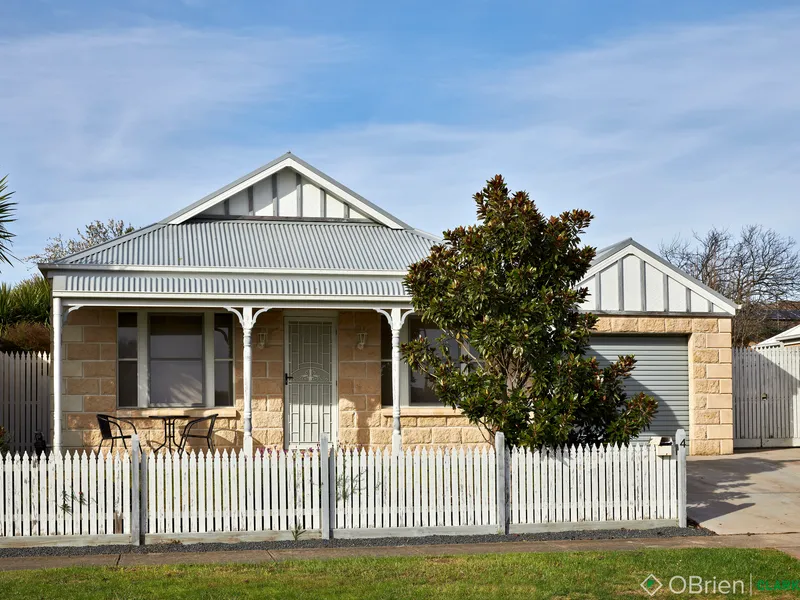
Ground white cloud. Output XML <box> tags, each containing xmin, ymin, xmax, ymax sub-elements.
<box><xmin>2</xmin><ymin>10</ymin><xmax>799</xmax><ymax>282</ymax></box>
<box><xmin>290</xmin><ymin>9</ymin><xmax>800</xmax><ymax>252</ymax></box>
<box><xmin>0</xmin><ymin>25</ymin><xmax>348</xmax><ymax>277</ymax></box>
<box><xmin>0</xmin><ymin>26</ymin><xmax>346</xmax><ymax>174</ymax></box>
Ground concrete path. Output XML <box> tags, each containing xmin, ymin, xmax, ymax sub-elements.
<box><xmin>1</xmin><ymin>533</ymin><xmax>800</xmax><ymax>572</ymax></box>
<box><xmin>688</xmin><ymin>448</ymin><xmax>800</xmax><ymax>535</ymax></box>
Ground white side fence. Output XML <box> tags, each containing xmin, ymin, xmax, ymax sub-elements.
<box><xmin>734</xmin><ymin>346</ymin><xmax>800</xmax><ymax>448</ymax></box>
<box><xmin>0</xmin><ymin>430</ymin><xmax>686</xmax><ymax>547</ymax></box>
<box><xmin>0</xmin><ymin>352</ymin><xmax>50</xmax><ymax>452</ymax></box>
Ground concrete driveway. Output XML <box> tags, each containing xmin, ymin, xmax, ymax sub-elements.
<box><xmin>688</xmin><ymin>448</ymin><xmax>800</xmax><ymax>535</ymax></box>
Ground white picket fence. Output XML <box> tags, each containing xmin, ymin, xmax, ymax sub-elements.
<box><xmin>144</xmin><ymin>448</ymin><xmax>321</xmax><ymax>541</ymax></box>
<box><xmin>332</xmin><ymin>446</ymin><xmax>498</xmax><ymax>535</ymax></box>
<box><xmin>508</xmin><ymin>443</ymin><xmax>680</xmax><ymax>530</ymax></box>
<box><xmin>0</xmin><ymin>450</ymin><xmax>132</xmax><ymax>546</ymax></box>
<box><xmin>0</xmin><ymin>430</ymin><xmax>686</xmax><ymax>547</ymax></box>
<box><xmin>734</xmin><ymin>346</ymin><xmax>800</xmax><ymax>448</ymax></box>
<box><xmin>0</xmin><ymin>352</ymin><xmax>50</xmax><ymax>452</ymax></box>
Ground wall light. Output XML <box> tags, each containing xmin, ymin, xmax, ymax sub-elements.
<box><xmin>257</xmin><ymin>330</ymin><xmax>268</xmax><ymax>350</ymax></box>
<box><xmin>356</xmin><ymin>331</ymin><xmax>368</xmax><ymax>350</ymax></box>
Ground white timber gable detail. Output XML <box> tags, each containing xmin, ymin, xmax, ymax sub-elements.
<box><xmin>200</xmin><ymin>167</ymin><xmax>373</xmax><ymax>221</ymax></box>
<box><xmin>166</xmin><ymin>153</ymin><xmax>405</xmax><ymax>228</ymax></box>
<box><xmin>579</xmin><ymin>239</ymin><xmax>738</xmax><ymax>316</ymax></box>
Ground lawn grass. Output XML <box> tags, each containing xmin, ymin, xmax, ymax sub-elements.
<box><xmin>0</xmin><ymin>548</ymin><xmax>798</xmax><ymax>599</ymax></box>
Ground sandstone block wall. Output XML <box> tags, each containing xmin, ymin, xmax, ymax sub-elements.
<box><xmin>337</xmin><ymin>311</ymin><xmax>387</xmax><ymax>446</ymax></box>
<box><xmin>54</xmin><ymin>309</ymin><xmax>734</xmax><ymax>456</ymax></box>
<box><xmin>594</xmin><ymin>316</ymin><xmax>734</xmax><ymax>455</ymax></box>
<box><xmin>58</xmin><ymin>308</ymin><xmax>282</xmax><ymax>452</ymax></box>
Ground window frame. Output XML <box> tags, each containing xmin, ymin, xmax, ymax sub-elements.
<box><xmin>116</xmin><ymin>309</ymin><xmax>235</xmax><ymax>409</ymax></box>
<box><xmin>147</xmin><ymin>313</ymin><xmax>205</xmax><ymax>408</ymax></box>
<box><xmin>380</xmin><ymin>315</ymin><xmax>466</xmax><ymax>408</ymax></box>
<box><xmin>116</xmin><ymin>312</ymin><xmax>139</xmax><ymax>408</ymax></box>
<box><xmin>212</xmin><ymin>313</ymin><xmax>235</xmax><ymax>407</ymax></box>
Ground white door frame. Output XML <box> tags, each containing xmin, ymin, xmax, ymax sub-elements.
<box><xmin>283</xmin><ymin>315</ymin><xmax>338</xmax><ymax>449</ymax></box>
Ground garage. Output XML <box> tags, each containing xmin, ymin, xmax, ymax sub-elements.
<box><xmin>577</xmin><ymin>239</ymin><xmax>739</xmax><ymax>454</ymax></box>
<box><xmin>588</xmin><ymin>335</ymin><xmax>690</xmax><ymax>439</ymax></box>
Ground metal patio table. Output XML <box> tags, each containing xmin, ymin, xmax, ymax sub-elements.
<box><xmin>149</xmin><ymin>414</ymin><xmax>188</xmax><ymax>452</ymax></box>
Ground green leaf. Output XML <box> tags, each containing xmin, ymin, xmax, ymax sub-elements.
<box><xmin>401</xmin><ymin>175</ymin><xmax>656</xmax><ymax>448</ymax></box>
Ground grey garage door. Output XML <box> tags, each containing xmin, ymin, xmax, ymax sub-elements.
<box><xmin>587</xmin><ymin>335</ymin><xmax>689</xmax><ymax>439</ymax></box>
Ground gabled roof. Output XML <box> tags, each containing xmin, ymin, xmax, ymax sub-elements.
<box><xmin>162</xmin><ymin>152</ymin><xmax>409</xmax><ymax>229</ymax></box>
<box><xmin>39</xmin><ymin>154</ymin><xmax>439</xmax><ymax>301</ymax></box>
<box><xmin>47</xmin><ymin>220</ymin><xmax>438</xmax><ymax>271</ymax></box>
<box><xmin>581</xmin><ymin>238</ymin><xmax>738</xmax><ymax>316</ymax></box>
<box><xmin>756</xmin><ymin>323</ymin><xmax>800</xmax><ymax>347</ymax></box>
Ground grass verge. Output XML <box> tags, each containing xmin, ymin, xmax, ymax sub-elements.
<box><xmin>0</xmin><ymin>548</ymin><xmax>798</xmax><ymax>599</ymax></box>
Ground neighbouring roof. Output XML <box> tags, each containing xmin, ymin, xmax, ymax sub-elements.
<box><xmin>50</xmin><ymin>220</ymin><xmax>438</xmax><ymax>271</ymax></box>
<box><xmin>764</xmin><ymin>300</ymin><xmax>800</xmax><ymax>321</ymax></box>
<box><xmin>581</xmin><ymin>238</ymin><xmax>738</xmax><ymax>316</ymax></box>
<box><xmin>768</xmin><ymin>309</ymin><xmax>800</xmax><ymax>321</ymax></box>
<box><xmin>756</xmin><ymin>323</ymin><xmax>800</xmax><ymax>347</ymax></box>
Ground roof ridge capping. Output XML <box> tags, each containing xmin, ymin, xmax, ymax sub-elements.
<box><xmin>584</xmin><ymin>238</ymin><xmax>739</xmax><ymax>315</ymax></box>
<box><xmin>186</xmin><ymin>217</ymin><xmax>440</xmax><ymax>239</ymax></box>
<box><xmin>160</xmin><ymin>152</ymin><xmax>411</xmax><ymax>230</ymax></box>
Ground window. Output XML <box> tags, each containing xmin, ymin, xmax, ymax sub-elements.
<box><xmin>149</xmin><ymin>315</ymin><xmax>204</xmax><ymax>407</ymax></box>
<box><xmin>213</xmin><ymin>313</ymin><xmax>234</xmax><ymax>406</ymax></box>
<box><xmin>380</xmin><ymin>316</ymin><xmax>459</xmax><ymax>407</ymax></box>
<box><xmin>117</xmin><ymin>313</ymin><xmax>138</xmax><ymax>407</ymax></box>
<box><xmin>116</xmin><ymin>312</ymin><xmax>234</xmax><ymax>408</ymax></box>
<box><xmin>407</xmin><ymin>317</ymin><xmax>459</xmax><ymax>405</ymax></box>
<box><xmin>380</xmin><ymin>318</ymin><xmax>393</xmax><ymax>407</ymax></box>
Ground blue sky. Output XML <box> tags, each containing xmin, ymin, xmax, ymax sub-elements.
<box><xmin>1</xmin><ymin>1</ymin><xmax>799</xmax><ymax>281</ymax></box>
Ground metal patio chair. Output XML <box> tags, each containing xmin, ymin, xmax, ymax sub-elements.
<box><xmin>96</xmin><ymin>414</ymin><xmax>138</xmax><ymax>451</ymax></box>
<box><xmin>177</xmin><ymin>414</ymin><xmax>217</xmax><ymax>453</ymax></box>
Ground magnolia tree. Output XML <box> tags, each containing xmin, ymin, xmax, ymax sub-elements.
<box><xmin>401</xmin><ymin>175</ymin><xmax>656</xmax><ymax>448</ymax></box>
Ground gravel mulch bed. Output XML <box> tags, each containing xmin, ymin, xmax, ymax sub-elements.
<box><xmin>0</xmin><ymin>524</ymin><xmax>714</xmax><ymax>559</ymax></box>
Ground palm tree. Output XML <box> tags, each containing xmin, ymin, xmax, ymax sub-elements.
<box><xmin>11</xmin><ymin>276</ymin><xmax>50</xmax><ymax>325</ymax></box>
<box><xmin>0</xmin><ymin>175</ymin><xmax>16</xmax><ymax>267</ymax></box>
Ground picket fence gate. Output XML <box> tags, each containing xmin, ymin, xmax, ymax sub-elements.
<box><xmin>0</xmin><ymin>430</ymin><xmax>686</xmax><ymax>547</ymax></box>
<box><xmin>0</xmin><ymin>352</ymin><xmax>50</xmax><ymax>453</ymax></box>
<box><xmin>734</xmin><ymin>346</ymin><xmax>800</xmax><ymax>448</ymax></box>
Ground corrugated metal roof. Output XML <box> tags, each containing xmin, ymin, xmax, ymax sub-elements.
<box><xmin>593</xmin><ymin>238</ymin><xmax>634</xmax><ymax>264</ymax></box>
<box><xmin>56</xmin><ymin>273</ymin><xmax>408</xmax><ymax>297</ymax></box>
<box><xmin>54</xmin><ymin>220</ymin><xmax>438</xmax><ymax>271</ymax></box>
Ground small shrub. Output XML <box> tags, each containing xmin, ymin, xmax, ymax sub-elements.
<box><xmin>0</xmin><ymin>322</ymin><xmax>50</xmax><ymax>352</ymax></box>
<box><xmin>0</xmin><ymin>427</ymin><xmax>11</xmax><ymax>454</ymax></box>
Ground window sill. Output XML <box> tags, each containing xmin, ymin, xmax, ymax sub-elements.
<box><xmin>380</xmin><ymin>407</ymin><xmax>463</xmax><ymax>418</ymax></box>
<box><xmin>115</xmin><ymin>407</ymin><xmax>239</xmax><ymax>419</ymax></box>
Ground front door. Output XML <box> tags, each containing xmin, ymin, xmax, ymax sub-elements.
<box><xmin>284</xmin><ymin>318</ymin><xmax>337</xmax><ymax>449</ymax></box>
